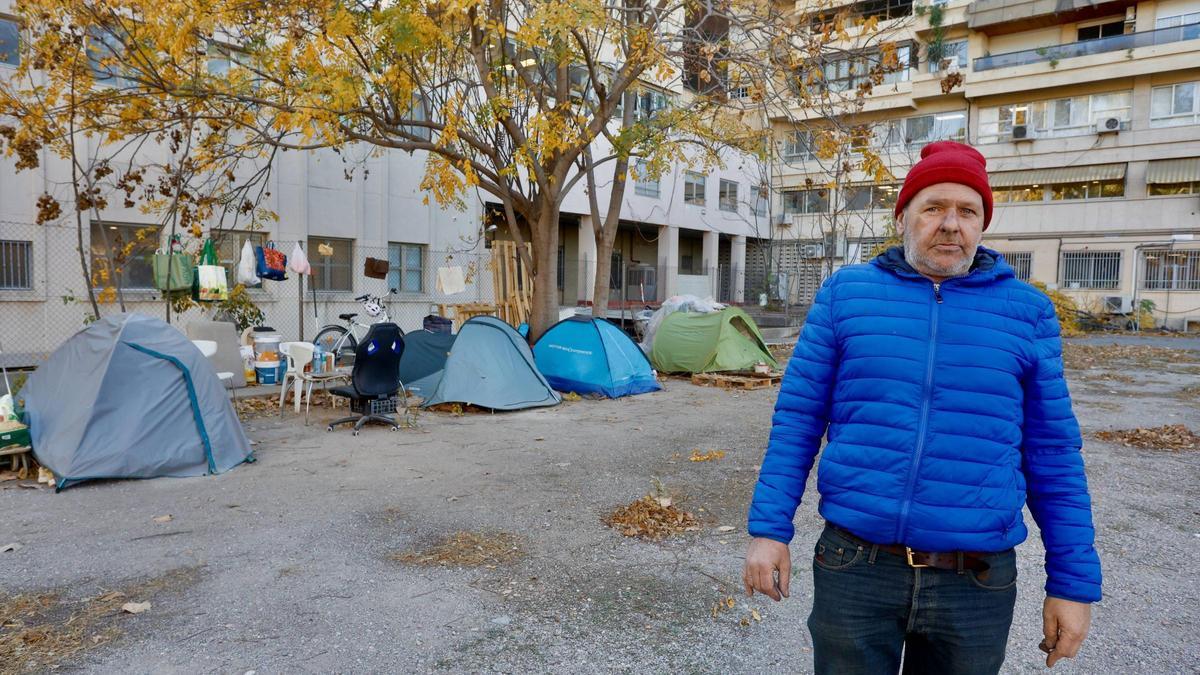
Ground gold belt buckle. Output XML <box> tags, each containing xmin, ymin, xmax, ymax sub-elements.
<box><xmin>906</xmin><ymin>547</ymin><xmax>930</xmax><ymax>568</ymax></box>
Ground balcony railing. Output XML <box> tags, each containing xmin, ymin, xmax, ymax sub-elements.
<box><xmin>973</xmin><ymin>24</ymin><xmax>1200</xmax><ymax>71</ymax></box>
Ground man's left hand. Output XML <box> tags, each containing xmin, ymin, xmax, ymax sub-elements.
<box><xmin>1039</xmin><ymin>597</ymin><xmax>1092</xmax><ymax>668</ymax></box>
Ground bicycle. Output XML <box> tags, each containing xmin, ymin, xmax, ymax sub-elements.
<box><xmin>312</xmin><ymin>289</ymin><xmax>397</xmax><ymax>367</ymax></box>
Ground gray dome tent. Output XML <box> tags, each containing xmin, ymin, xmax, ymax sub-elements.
<box><xmin>421</xmin><ymin>316</ymin><xmax>560</xmax><ymax>411</ymax></box>
<box><xmin>23</xmin><ymin>313</ymin><xmax>254</xmax><ymax>490</ymax></box>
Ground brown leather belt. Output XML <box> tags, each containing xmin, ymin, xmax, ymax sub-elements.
<box><xmin>830</xmin><ymin>525</ymin><xmax>992</xmax><ymax>574</ymax></box>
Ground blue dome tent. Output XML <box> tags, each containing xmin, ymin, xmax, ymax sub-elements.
<box><xmin>533</xmin><ymin>316</ymin><xmax>661</xmax><ymax>398</ymax></box>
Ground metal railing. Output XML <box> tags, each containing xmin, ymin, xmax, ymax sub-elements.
<box><xmin>974</xmin><ymin>24</ymin><xmax>1200</xmax><ymax>72</ymax></box>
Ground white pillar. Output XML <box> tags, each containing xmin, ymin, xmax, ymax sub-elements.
<box><xmin>578</xmin><ymin>215</ymin><xmax>597</xmax><ymax>306</ymax></box>
<box><xmin>702</xmin><ymin>229</ymin><xmax>719</xmax><ymax>298</ymax></box>
<box><xmin>731</xmin><ymin>235</ymin><xmax>747</xmax><ymax>304</ymax></box>
<box><xmin>658</xmin><ymin>224</ymin><xmax>679</xmax><ymax>300</ymax></box>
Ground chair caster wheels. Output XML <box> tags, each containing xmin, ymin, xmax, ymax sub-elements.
<box><xmin>390</xmin><ymin>426</ymin><xmax>398</xmax><ymax>432</ymax></box>
<box><xmin>352</xmin><ymin>430</ymin><xmax>360</xmax><ymax>437</ymax></box>
<box><xmin>326</xmin><ymin>425</ymin><xmax>334</xmax><ymax>432</ymax></box>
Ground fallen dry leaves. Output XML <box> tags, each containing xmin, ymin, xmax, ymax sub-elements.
<box><xmin>1094</xmin><ymin>425</ymin><xmax>1199</xmax><ymax>452</ymax></box>
<box><xmin>689</xmin><ymin>449</ymin><xmax>726</xmax><ymax>463</ymax></box>
<box><xmin>0</xmin><ymin>567</ymin><xmax>200</xmax><ymax>674</ymax></box>
<box><xmin>390</xmin><ymin>531</ymin><xmax>525</xmax><ymax>568</ymax></box>
<box><xmin>1062</xmin><ymin>343</ymin><xmax>1197</xmax><ymax>371</ymax></box>
<box><xmin>603</xmin><ymin>495</ymin><xmax>700</xmax><ymax>541</ymax></box>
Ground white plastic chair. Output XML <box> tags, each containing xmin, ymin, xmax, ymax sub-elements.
<box><xmin>192</xmin><ymin>340</ymin><xmax>235</xmax><ymax>388</ymax></box>
<box><xmin>279</xmin><ymin>341</ymin><xmax>316</xmax><ymax>416</ymax></box>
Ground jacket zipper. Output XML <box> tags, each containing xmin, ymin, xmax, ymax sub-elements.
<box><xmin>895</xmin><ymin>281</ymin><xmax>941</xmax><ymax>543</ymax></box>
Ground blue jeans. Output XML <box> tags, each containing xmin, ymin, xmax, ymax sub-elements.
<box><xmin>807</xmin><ymin>524</ymin><xmax>1017</xmax><ymax>675</ymax></box>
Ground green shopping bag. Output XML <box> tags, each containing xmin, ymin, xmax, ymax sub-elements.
<box><xmin>191</xmin><ymin>239</ymin><xmax>228</xmax><ymax>302</ymax></box>
<box><xmin>153</xmin><ymin>251</ymin><xmax>194</xmax><ymax>291</ymax></box>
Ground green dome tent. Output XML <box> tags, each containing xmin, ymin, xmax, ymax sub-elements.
<box><xmin>649</xmin><ymin>306</ymin><xmax>777</xmax><ymax>374</ymax></box>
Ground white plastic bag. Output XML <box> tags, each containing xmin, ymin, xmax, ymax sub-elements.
<box><xmin>237</xmin><ymin>240</ymin><xmax>258</xmax><ymax>285</ymax></box>
<box><xmin>289</xmin><ymin>242</ymin><xmax>311</xmax><ymax>275</ymax></box>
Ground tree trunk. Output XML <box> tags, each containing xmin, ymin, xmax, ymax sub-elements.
<box><xmin>591</xmin><ymin>250</ymin><xmax>612</xmax><ymax>317</ymax></box>
<box><xmin>527</xmin><ymin>206</ymin><xmax>561</xmax><ymax>342</ymax></box>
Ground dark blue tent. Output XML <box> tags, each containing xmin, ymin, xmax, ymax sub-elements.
<box><xmin>422</xmin><ymin>316</ymin><xmax>560</xmax><ymax>411</ymax></box>
<box><xmin>532</xmin><ymin>316</ymin><xmax>661</xmax><ymax>398</ymax></box>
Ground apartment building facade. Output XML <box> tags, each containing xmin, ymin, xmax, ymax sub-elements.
<box><xmin>769</xmin><ymin>0</ymin><xmax>1200</xmax><ymax>328</ymax></box>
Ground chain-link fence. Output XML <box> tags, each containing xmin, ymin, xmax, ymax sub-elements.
<box><xmin>0</xmin><ymin>224</ymin><xmax>502</xmax><ymax>370</ymax></box>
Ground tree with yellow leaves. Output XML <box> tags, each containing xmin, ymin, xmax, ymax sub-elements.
<box><xmin>0</xmin><ymin>0</ymin><xmax>895</xmax><ymax>336</ymax></box>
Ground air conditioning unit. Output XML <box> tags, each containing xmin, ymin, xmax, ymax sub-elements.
<box><xmin>801</xmin><ymin>243</ymin><xmax>824</xmax><ymax>258</ymax></box>
<box><xmin>1011</xmin><ymin>124</ymin><xmax>1036</xmax><ymax>141</ymax></box>
<box><xmin>1103</xmin><ymin>295</ymin><xmax>1133</xmax><ymax>314</ymax></box>
<box><xmin>774</xmin><ymin>213</ymin><xmax>792</xmax><ymax>228</ymax></box>
<box><xmin>1095</xmin><ymin>117</ymin><xmax>1122</xmax><ymax>134</ymax></box>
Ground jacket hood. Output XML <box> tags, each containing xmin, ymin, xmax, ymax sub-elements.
<box><xmin>871</xmin><ymin>245</ymin><xmax>1013</xmax><ymax>285</ymax></box>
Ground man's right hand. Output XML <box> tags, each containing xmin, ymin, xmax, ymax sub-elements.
<box><xmin>743</xmin><ymin>537</ymin><xmax>791</xmax><ymax>601</ymax></box>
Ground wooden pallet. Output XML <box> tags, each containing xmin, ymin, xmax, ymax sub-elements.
<box><xmin>691</xmin><ymin>371</ymin><xmax>784</xmax><ymax>390</ymax></box>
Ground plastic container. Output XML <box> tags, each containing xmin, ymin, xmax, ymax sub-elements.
<box><xmin>255</xmin><ymin>360</ymin><xmax>281</xmax><ymax>385</ymax></box>
<box><xmin>252</xmin><ymin>327</ymin><xmax>282</xmax><ymax>383</ymax></box>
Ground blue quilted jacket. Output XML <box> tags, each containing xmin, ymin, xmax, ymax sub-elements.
<box><xmin>748</xmin><ymin>247</ymin><xmax>1102</xmax><ymax>603</ymax></box>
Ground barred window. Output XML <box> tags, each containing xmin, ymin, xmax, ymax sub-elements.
<box><xmin>0</xmin><ymin>240</ymin><xmax>32</xmax><ymax>290</ymax></box>
<box><xmin>1004</xmin><ymin>251</ymin><xmax>1033</xmax><ymax>282</ymax></box>
<box><xmin>309</xmin><ymin>236</ymin><xmax>353</xmax><ymax>292</ymax></box>
<box><xmin>213</xmin><ymin>230</ymin><xmax>266</xmax><ymax>289</ymax></box>
<box><xmin>1060</xmin><ymin>251</ymin><xmax>1120</xmax><ymax>290</ymax></box>
<box><xmin>1141</xmin><ymin>249</ymin><xmax>1200</xmax><ymax>290</ymax></box>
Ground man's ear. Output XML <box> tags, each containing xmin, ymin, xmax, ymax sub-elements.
<box><xmin>894</xmin><ymin>210</ymin><xmax>906</xmax><ymax>236</ymax></box>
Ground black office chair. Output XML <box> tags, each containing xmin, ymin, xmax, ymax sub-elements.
<box><xmin>326</xmin><ymin>323</ymin><xmax>409</xmax><ymax>435</ymax></box>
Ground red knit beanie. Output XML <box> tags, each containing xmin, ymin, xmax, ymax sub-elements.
<box><xmin>893</xmin><ymin>141</ymin><xmax>993</xmax><ymax>230</ymax></box>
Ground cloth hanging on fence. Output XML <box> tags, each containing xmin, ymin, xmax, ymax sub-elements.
<box><xmin>436</xmin><ymin>266</ymin><xmax>466</xmax><ymax>295</ymax></box>
<box><xmin>289</xmin><ymin>242</ymin><xmax>311</xmax><ymax>275</ymax></box>
<box><xmin>237</xmin><ymin>240</ymin><xmax>258</xmax><ymax>285</ymax></box>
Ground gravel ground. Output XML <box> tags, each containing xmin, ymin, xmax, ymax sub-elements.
<box><xmin>2</xmin><ymin>341</ymin><xmax>1198</xmax><ymax>674</ymax></box>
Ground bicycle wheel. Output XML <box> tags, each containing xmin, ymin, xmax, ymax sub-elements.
<box><xmin>312</xmin><ymin>326</ymin><xmax>358</xmax><ymax>367</ymax></box>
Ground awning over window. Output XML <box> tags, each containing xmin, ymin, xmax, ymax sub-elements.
<box><xmin>1146</xmin><ymin>157</ymin><xmax>1200</xmax><ymax>184</ymax></box>
<box><xmin>989</xmin><ymin>163</ymin><xmax>1126</xmax><ymax>188</ymax></box>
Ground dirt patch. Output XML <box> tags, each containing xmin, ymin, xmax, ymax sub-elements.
<box><xmin>1062</xmin><ymin>343</ymin><xmax>1196</xmax><ymax>371</ymax></box>
<box><xmin>389</xmin><ymin>531</ymin><xmax>525</xmax><ymax>568</ymax></box>
<box><xmin>603</xmin><ymin>495</ymin><xmax>700</xmax><ymax>540</ymax></box>
<box><xmin>1175</xmin><ymin>385</ymin><xmax>1200</xmax><ymax>401</ymax></box>
<box><xmin>0</xmin><ymin>566</ymin><xmax>203</xmax><ymax>675</ymax></box>
<box><xmin>1094</xmin><ymin>424</ymin><xmax>1200</xmax><ymax>452</ymax></box>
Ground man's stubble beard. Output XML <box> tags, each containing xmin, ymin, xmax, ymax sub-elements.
<box><xmin>902</xmin><ymin>225</ymin><xmax>978</xmax><ymax>280</ymax></box>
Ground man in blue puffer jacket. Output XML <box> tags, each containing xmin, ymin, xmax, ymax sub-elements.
<box><xmin>743</xmin><ymin>141</ymin><xmax>1100</xmax><ymax>674</ymax></box>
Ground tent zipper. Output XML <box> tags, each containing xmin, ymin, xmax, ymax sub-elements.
<box><xmin>895</xmin><ymin>281</ymin><xmax>940</xmax><ymax>543</ymax></box>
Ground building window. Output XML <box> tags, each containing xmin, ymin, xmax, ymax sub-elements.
<box><xmin>388</xmin><ymin>242</ymin><xmax>424</xmax><ymax>293</ymax></box>
<box><xmin>719</xmin><ymin>179</ymin><xmax>739</xmax><ymax>212</ymax></box>
<box><xmin>1060</xmin><ymin>251</ymin><xmax>1120</xmax><ymax>290</ymax></box>
<box><xmin>817</xmin><ymin>44</ymin><xmax>914</xmax><ymax>93</ymax></box>
<box><xmin>1155</xmin><ymin>12</ymin><xmax>1200</xmax><ymax>30</ymax></box>
<box><xmin>978</xmin><ymin>91</ymin><xmax>1133</xmax><ymax>142</ymax></box>
<box><xmin>1076</xmin><ymin>20</ymin><xmax>1124</xmax><ymax>42</ymax></box>
<box><xmin>214</xmin><ymin>230</ymin><xmax>267</xmax><ymax>288</ymax></box>
<box><xmin>928</xmin><ymin>40</ymin><xmax>967</xmax><ymax>72</ymax></box>
<box><xmin>633</xmin><ymin>160</ymin><xmax>660</xmax><ymax>198</ymax></box>
<box><xmin>0</xmin><ymin>240</ymin><xmax>32</xmax><ymax>290</ymax></box>
<box><xmin>782</xmin><ymin>130</ymin><xmax>817</xmax><ymax>161</ymax></box>
<box><xmin>0</xmin><ymin>17</ymin><xmax>19</xmax><ymax>67</ymax></box>
<box><xmin>782</xmin><ymin>188</ymin><xmax>829</xmax><ymax>215</ymax></box>
<box><xmin>754</xmin><ymin>186</ymin><xmax>768</xmax><ymax>217</ymax></box>
<box><xmin>1151</xmin><ymin>82</ymin><xmax>1199</xmax><ymax>127</ymax></box>
<box><xmin>994</xmin><ymin>179</ymin><xmax>1123</xmax><ymax>202</ymax></box>
<box><xmin>86</xmin><ymin>27</ymin><xmax>134</xmax><ymax>88</ymax></box>
<box><xmin>1004</xmin><ymin>252</ymin><xmax>1033</xmax><ymax>281</ymax></box>
<box><xmin>1141</xmin><ymin>249</ymin><xmax>1200</xmax><ymax>291</ymax></box>
<box><xmin>1149</xmin><ymin>180</ymin><xmax>1200</xmax><ymax>195</ymax></box>
<box><xmin>844</xmin><ymin>183</ymin><xmax>900</xmax><ymax>211</ymax></box>
<box><xmin>556</xmin><ymin>245</ymin><xmax>565</xmax><ymax>290</ymax></box>
<box><xmin>90</xmin><ymin>222</ymin><xmax>160</xmax><ymax>290</ymax></box>
<box><xmin>309</xmin><ymin>237</ymin><xmax>353</xmax><ymax>292</ymax></box>
<box><xmin>684</xmin><ymin>172</ymin><xmax>706</xmax><ymax>206</ymax></box>
<box><xmin>874</xmin><ymin>111</ymin><xmax>967</xmax><ymax>149</ymax></box>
